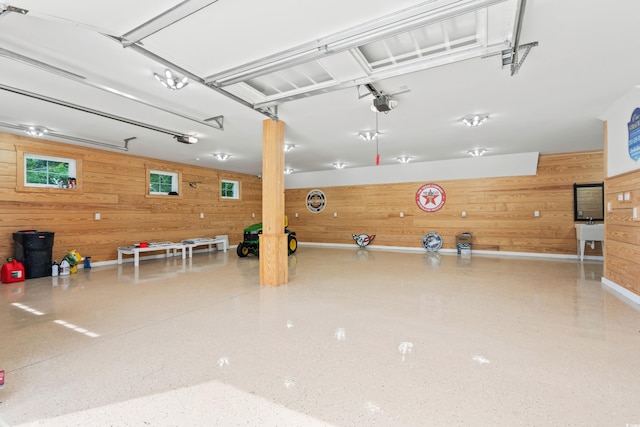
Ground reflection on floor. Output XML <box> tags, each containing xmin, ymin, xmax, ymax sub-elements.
<box><xmin>1</xmin><ymin>248</ymin><xmax>639</xmax><ymax>426</ymax></box>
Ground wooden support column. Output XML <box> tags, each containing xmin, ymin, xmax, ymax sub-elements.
<box><xmin>260</xmin><ymin>119</ymin><xmax>288</xmax><ymax>286</ymax></box>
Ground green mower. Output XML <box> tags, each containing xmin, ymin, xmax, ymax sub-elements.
<box><xmin>236</xmin><ymin>216</ymin><xmax>297</xmax><ymax>257</ymax></box>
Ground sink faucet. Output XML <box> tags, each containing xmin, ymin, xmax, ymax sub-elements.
<box><xmin>587</xmin><ymin>217</ymin><xmax>594</xmax><ymax>225</ymax></box>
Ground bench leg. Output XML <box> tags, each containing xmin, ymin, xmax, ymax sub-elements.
<box><xmin>118</xmin><ymin>252</ymin><xmax>123</xmax><ymax>265</ymax></box>
<box><xmin>134</xmin><ymin>252</ymin><xmax>140</xmax><ymax>267</ymax></box>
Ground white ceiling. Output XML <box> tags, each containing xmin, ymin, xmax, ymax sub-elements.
<box><xmin>0</xmin><ymin>0</ymin><xmax>638</xmax><ymax>177</ymax></box>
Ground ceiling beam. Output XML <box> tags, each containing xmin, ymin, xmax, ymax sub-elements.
<box><xmin>120</xmin><ymin>0</ymin><xmax>220</xmax><ymax>47</ymax></box>
<box><xmin>0</xmin><ymin>47</ymin><xmax>226</xmax><ymax>130</ymax></box>
<box><xmin>115</xmin><ymin>38</ymin><xmax>278</xmax><ymax>120</ymax></box>
<box><xmin>0</xmin><ymin>83</ymin><xmax>186</xmax><ymax>137</ymax></box>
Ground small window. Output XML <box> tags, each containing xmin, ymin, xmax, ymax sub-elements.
<box><xmin>150</xmin><ymin>170</ymin><xmax>178</xmax><ymax>195</ymax></box>
<box><xmin>24</xmin><ymin>154</ymin><xmax>77</xmax><ymax>188</ymax></box>
<box><xmin>221</xmin><ymin>179</ymin><xmax>239</xmax><ymax>199</ymax></box>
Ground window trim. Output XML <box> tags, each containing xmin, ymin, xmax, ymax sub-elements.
<box><xmin>145</xmin><ymin>165</ymin><xmax>182</xmax><ymax>198</ymax></box>
<box><xmin>16</xmin><ymin>149</ymin><xmax>83</xmax><ymax>193</ymax></box>
<box><xmin>220</xmin><ymin>179</ymin><xmax>240</xmax><ymax>200</ymax></box>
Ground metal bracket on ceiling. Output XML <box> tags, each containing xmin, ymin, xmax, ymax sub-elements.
<box><xmin>0</xmin><ymin>4</ymin><xmax>29</xmax><ymax>18</ymax></box>
<box><xmin>363</xmin><ymin>83</ymin><xmax>384</xmax><ymax>99</ymax></box>
<box><xmin>257</xmin><ymin>105</ymin><xmax>278</xmax><ymax>121</ymax></box>
<box><xmin>505</xmin><ymin>0</ymin><xmax>537</xmax><ymax>76</ymax></box>
<box><xmin>510</xmin><ymin>41</ymin><xmax>538</xmax><ymax>76</ymax></box>
<box><xmin>500</xmin><ymin>41</ymin><xmax>538</xmax><ymax>75</ymax></box>
<box><xmin>204</xmin><ymin>115</ymin><xmax>224</xmax><ymax>131</ymax></box>
<box><xmin>124</xmin><ymin>137</ymin><xmax>136</xmax><ymax>150</ymax></box>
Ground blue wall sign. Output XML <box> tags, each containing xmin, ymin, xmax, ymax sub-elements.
<box><xmin>628</xmin><ymin>107</ymin><xmax>640</xmax><ymax>161</ymax></box>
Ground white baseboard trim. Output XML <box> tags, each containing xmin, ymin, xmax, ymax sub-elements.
<box><xmin>601</xmin><ymin>277</ymin><xmax>640</xmax><ymax>309</ymax></box>
<box><xmin>84</xmin><ymin>243</ymin><xmax>601</xmax><ymax>266</ymax></box>
<box><xmin>298</xmin><ymin>242</ymin><xmax>602</xmax><ymax>261</ymax></box>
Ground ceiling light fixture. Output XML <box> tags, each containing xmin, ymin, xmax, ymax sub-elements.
<box><xmin>333</xmin><ymin>162</ymin><xmax>346</xmax><ymax>169</ymax></box>
<box><xmin>468</xmin><ymin>148</ymin><xmax>488</xmax><ymax>157</ymax></box>
<box><xmin>25</xmin><ymin>126</ymin><xmax>48</xmax><ymax>137</ymax></box>
<box><xmin>462</xmin><ymin>115</ymin><xmax>488</xmax><ymax>127</ymax></box>
<box><xmin>176</xmin><ymin>135</ymin><xmax>198</xmax><ymax>144</ymax></box>
<box><xmin>284</xmin><ymin>144</ymin><xmax>296</xmax><ymax>152</ymax></box>
<box><xmin>154</xmin><ymin>69</ymin><xmax>189</xmax><ymax>90</ymax></box>
<box><xmin>396</xmin><ymin>156</ymin><xmax>413</xmax><ymax>164</ymax></box>
<box><xmin>213</xmin><ymin>153</ymin><xmax>230</xmax><ymax>161</ymax></box>
<box><xmin>284</xmin><ymin>168</ymin><xmax>294</xmax><ymax>174</ymax></box>
<box><xmin>359</xmin><ymin>131</ymin><xmax>379</xmax><ymax>141</ymax></box>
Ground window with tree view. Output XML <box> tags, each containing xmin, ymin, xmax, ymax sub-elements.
<box><xmin>221</xmin><ymin>180</ymin><xmax>239</xmax><ymax>199</ymax></box>
<box><xmin>25</xmin><ymin>154</ymin><xmax>76</xmax><ymax>188</ymax></box>
<box><xmin>149</xmin><ymin>171</ymin><xmax>177</xmax><ymax>194</ymax></box>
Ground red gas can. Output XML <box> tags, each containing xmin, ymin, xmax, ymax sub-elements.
<box><xmin>1</xmin><ymin>258</ymin><xmax>25</xmax><ymax>284</ymax></box>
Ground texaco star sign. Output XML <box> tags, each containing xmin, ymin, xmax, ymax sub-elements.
<box><xmin>415</xmin><ymin>183</ymin><xmax>446</xmax><ymax>212</ymax></box>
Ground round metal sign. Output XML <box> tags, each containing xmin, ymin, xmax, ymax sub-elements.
<box><xmin>416</xmin><ymin>183</ymin><xmax>446</xmax><ymax>212</ymax></box>
<box><xmin>422</xmin><ymin>232</ymin><xmax>443</xmax><ymax>252</ymax></box>
<box><xmin>306</xmin><ymin>189</ymin><xmax>326</xmax><ymax>213</ymax></box>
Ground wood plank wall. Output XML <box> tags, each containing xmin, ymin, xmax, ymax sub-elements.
<box><xmin>604</xmin><ymin>169</ymin><xmax>640</xmax><ymax>295</ymax></box>
<box><xmin>285</xmin><ymin>152</ymin><xmax>604</xmax><ymax>255</ymax></box>
<box><xmin>0</xmin><ymin>133</ymin><xmax>261</xmax><ymax>263</ymax></box>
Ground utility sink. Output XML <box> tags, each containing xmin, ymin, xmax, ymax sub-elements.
<box><xmin>575</xmin><ymin>224</ymin><xmax>604</xmax><ymax>241</ymax></box>
<box><xmin>575</xmin><ymin>224</ymin><xmax>604</xmax><ymax>261</ymax></box>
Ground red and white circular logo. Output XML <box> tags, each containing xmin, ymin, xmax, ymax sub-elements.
<box><xmin>415</xmin><ymin>183</ymin><xmax>446</xmax><ymax>212</ymax></box>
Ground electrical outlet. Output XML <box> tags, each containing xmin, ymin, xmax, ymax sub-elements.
<box><xmin>624</xmin><ymin>192</ymin><xmax>631</xmax><ymax>201</ymax></box>
<box><xmin>200</xmin><ymin>213</ymin><xmax>204</xmax><ymax>219</ymax></box>
<box><xmin>633</xmin><ymin>207</ymin><xmax>638</xmax><ymax>221</ymax></box>
<box><xmin>607</xmin><ymin>202</ymin><xmax>612</xmax><ymax>212</ymax></box>
<box><xmin>534</xmin><ymin>210</ymin><xmax>540</xmax><ymax>217</ymax></box>
<box><xmin>618</xmin><ymin>193</ymin><xmax>624</xmax><ymax>201</ymax></box>
<box><xmin>94</xmin><ymin>213</ymin><xmax>101</xmax><ymax>220</ymax></box>
<box><xmin>461</xmin><ymin>211</ymin><xmax>467</xmax><ymax>218</ymax></box>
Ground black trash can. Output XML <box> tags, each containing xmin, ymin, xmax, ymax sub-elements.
<box><xmin>13</xmin><ymin>230</ymin><xmax>55</xmax><ymax>279</ymax></box>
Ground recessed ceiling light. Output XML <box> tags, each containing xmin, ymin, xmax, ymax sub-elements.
<box><xmin>154</xmin><ymin>69</ymin><xmax>189</xmax><ymax>90</ymax></box>
<box><xmin>284</xmin><ymin>168</ymin><xmax>294</xmax><ymax>174</ymax></box>
<box><xmin>213</xmin><ymin>153</ymin><xmax>230</xmax><ymax>161</ymax></box>
<box><xmin>462</xmin><ymin>115</ymin><xmax>488</xmax><ymax>127</ymax></box>
<box><xmin>396</xmin><ymin>156</ymin><xmax>413</xmax><ymax>164</ymax></box>
<box><xmin>468</xmin><ymin>148</ymin><xmax>488</xmax><ymax>157</ymax></box>
<box><xmin>358</xmin><ymin>131</ymin><xmax>379</xmax><ymax>141</ymax></box>
<box><xmin>333</xmin><ymin>162</ymin><xmax>346</xmax><ymax>169</ymax></box>
<box><xmin>26</xmin><ymin>126</ymin><xmax>48</xmax><ymax>137</ymax></box>
<box><xmin>284</xmin><ymin>144</ymin><xmax>296</xmax><ymax>152</ymax></box>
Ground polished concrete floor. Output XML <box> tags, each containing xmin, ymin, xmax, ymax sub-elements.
<box><xmin>1</xmin><ymin>247</ymin><xmax>639</xmax><ymax>426</ymax></box>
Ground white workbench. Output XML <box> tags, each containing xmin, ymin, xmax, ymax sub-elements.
<box><xmin>117</xmin><ymin>242</ymin><xmax>186</xmax><ymax>267</ymax></box>
<box><xmin>181</xmin><ymin>236</ymin><xmax>228</xmax><ymax>257</ymax></box>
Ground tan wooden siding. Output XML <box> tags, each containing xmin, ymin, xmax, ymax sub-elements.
<box><xmin>285</xmin><ymin>152</ymin><xmax>604</xmax><ymax>256</ymax></box>
<box><xmin>604</xmin><ymin>169</ymin><xmax>640</xmax><ymax>296</ymax></box>
<box><xmin>0</xmin><ymin>133</ymin><xmax>261</xmax><ymax>263</ymax></box>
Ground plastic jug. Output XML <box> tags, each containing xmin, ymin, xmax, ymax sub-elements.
<box><xmin>59</xmin><ymin>259</ymin><xmax>70</xmax><ymax>276</ymax></box>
